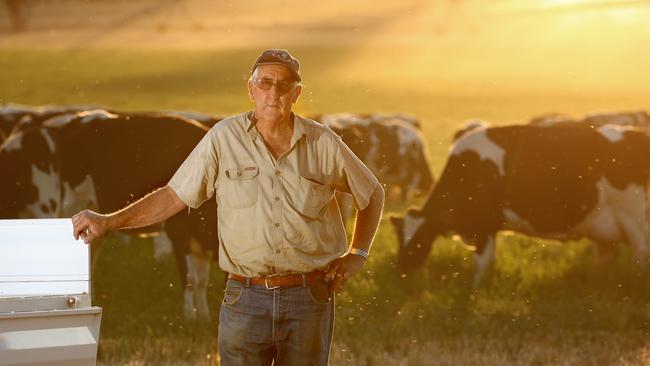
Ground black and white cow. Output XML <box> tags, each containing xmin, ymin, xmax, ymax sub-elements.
<box><xmin>0</xmin><ymin>110</ymin><xmax>218</xmax><ymax>320</ymax></box>
<box><xmin>452</xmin><ymin>119</ymin><xmax>490</xmax><ymax>141</ymax></box>
<box><xmin>530</xmin><ymin>110</ymin><xmax>650</xmax><ymax>133</ymax></box>
<box><xmin>315</xmin><ymin>113</ymin><xmax>434</xmax><ymax>200</ymax></box>
<box><xmin>528</xmin><ymin>113</ymin><xmax>576</xmax><ymax>126</ymax></box>
<box><xmin>583</xmin><ymin>110</ymin><xmax>650</xmax><ymax>130</ymax></box>
<box><xmin>161</xmin><ymin>110</ymin><xmax>223</xmax><ymax>129</ymax></box>
<box><xmin>1</xmin><ymin>104</ymin><xmax>224</xmax><ymax>141</ymax></box>
<box><xmin>310</xmin><ymin>113</ymin><xmax>434</xmax><ymax>223</ymax></box>
<box><xmin>391</xmin><ymin>123</ymin><xmax>650</xmax><ymax>283</ymax></box>
<box><xmin>0</xmin><ymin>104</ymin><xmax>34</xmax><ymax>142</ymax></box>
<box><xmin>0</xmin><ymin>103</ymin><xmax>100</xmax><ymax>140</ymax></box>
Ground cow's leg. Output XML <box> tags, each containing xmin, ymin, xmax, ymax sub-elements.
<box><xmin>167</xmin><ymin>203</ymin><xmax>219</xmax><ymax>321</ymax></box>
<box><xmin>165</xmin><ymin>215</ymin><xmax>194</xmax><ymax>320</ymax></box>
<box><xmin>152</xmin><ymin>227</ymin><xmax>173</xmax><ymax>263</ymax></box>
<box><xmin>473</xmin><ymin>235</ymin><xmax>496</xmax><ymax>286</ymax></box>
<box><xmin>185</xmin><ymin>240</ymin><xmax>213</xmax><ymax>321</ymax></box>
<box><xmin>190</xmin><ymin>249</ymin><xmax>212</xmax><ymax>321</ymax></box>
<box><xmin>610</xmin><ymin>183</ymin><xmax>650</xmax><ymax>266</ymax></box>
<box><xmin>184</xmin><ymin>254</ymin><xmax>198</xmax><ymax>320</ymax></box>
<box><xmin>619</xmin><ymin>216</ymin><xmax>650</xmax><ymax>266</ymax></box>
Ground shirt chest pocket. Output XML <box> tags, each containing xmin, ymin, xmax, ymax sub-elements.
<box><xmin>219</xmin><ymin>166</ymin><xmax>259</xmax><ymax>209</ymax></box>
<box><xmin>295</xmin><ymin>176</ymin><xmax>334</xmax><ymax>219</ymax></box>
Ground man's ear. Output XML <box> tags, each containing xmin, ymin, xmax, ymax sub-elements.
<box><xmin>292</xmin><ymin>85</ymin><xmax>302</xmax><ymax>104</ymax></box>
<box><xmin>247</xmin><ymin>79</ymin><xmax>254</xmax><ymax>101</ymax></box>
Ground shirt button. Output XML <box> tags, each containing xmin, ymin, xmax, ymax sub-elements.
<box><xmin>275</xmin><ymin>170</ymin><xmax>281</xmax><ymax>176</ymax></box>
<box><xmin>274</xmin><ymin>196</ymin><xmax>280</xmax><ymax>201</ymax></box>
<box><xmin>274</xmin><ymin>223</ymin><xmax>280</xmax><ymax>227</ymax></box>
<box><xmin>276</xmin><ymin>249</ymin><xmax>281</xmax><ymax>254</ymax></box>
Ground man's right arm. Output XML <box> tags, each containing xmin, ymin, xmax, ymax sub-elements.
<box><xmin>72</xmin><ymin>185</ymin><xmax>187</xmax><ymax>244</ymax></box>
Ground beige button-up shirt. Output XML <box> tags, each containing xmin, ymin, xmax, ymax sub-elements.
<box><xmin>168</xmin><ymin>112</ymin><xmax>379</xmax><ymax>277</ymax></box>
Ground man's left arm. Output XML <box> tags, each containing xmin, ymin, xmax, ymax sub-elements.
<box><xmin>325</xmin><ymin>183</ymin><xmax>384</xmax><ymax>292</ymax></box>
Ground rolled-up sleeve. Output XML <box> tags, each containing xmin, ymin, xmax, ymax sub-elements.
<box><xmin>330</xmin><ymin>135</ymin><xmax>380</xmax><ymax>210</ymax></box>
<box><xmin>168</xmin><ymin>131</ymin><xmax>219</xmax><ymax>208</ymax></box>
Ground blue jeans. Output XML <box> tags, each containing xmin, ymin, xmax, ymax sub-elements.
<box><xmin>218</xmin><ymin>279</ymin><xmax>335</xmax><ymax>366</ymax></box>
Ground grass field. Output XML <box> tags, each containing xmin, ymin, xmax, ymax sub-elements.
<box><xmin>2</xmin><ymin>3</ymin><xmax>650</xmax><ymax>363</ymax></box>
<box><xmin>2</xmin><ymin>47</ymin><xmax>649</xmax><ymax>365</ymax></box>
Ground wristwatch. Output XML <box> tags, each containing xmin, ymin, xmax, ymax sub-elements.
<box><xmin>348</xmin><ymin>247</ymin><xmax>370</xmax><ymax>260</ymax></box>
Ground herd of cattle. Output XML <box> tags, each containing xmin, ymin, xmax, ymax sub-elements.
<box><xmin>0</xmin><ymin>103</ymin><xmax>433</xmax><ymax>320</ymax></box>
<box><xmin>1</xmin><ymin>104</ymin><xmax>649</xmax><ymax>319</ymax></box>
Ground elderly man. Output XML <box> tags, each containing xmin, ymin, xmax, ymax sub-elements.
<box><xmin>72</xmin><ymin>49</ymin><xmax>384</xmax><ymax>365</ymax></box>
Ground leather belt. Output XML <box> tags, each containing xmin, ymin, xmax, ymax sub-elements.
<box><xmin>228</xmin><ymin>271</ymin><xmax>324</xmax><ymax>289</ymax></box>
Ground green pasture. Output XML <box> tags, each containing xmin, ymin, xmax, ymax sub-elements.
<box><xmin>3</xmin><ymin>48</ymin><xmax>650</xmax><ymax>365</ymax></box>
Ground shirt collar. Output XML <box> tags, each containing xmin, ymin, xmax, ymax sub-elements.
<box><xmin>245</xmin><ymin>111</ymin><xmax>258</xmax><ymax>141</ymax></box>
<box><xmin>290</xmin><ymin>113</ymin><xmax>309</xmax><ymax>147</ymax></box>
<box><xmin>245</xmin><ymin>111</ymin><xmax>308</xmax><ymax>146</ymax></box>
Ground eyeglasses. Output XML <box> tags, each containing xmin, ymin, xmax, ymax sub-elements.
<box><xmin>252</xmin><ymin>77</ymin><xmax>297</xmax><ymax>95</ymax></box>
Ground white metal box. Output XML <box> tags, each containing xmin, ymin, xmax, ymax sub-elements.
<box><xmin>0</xmin><ymin>219</ymin><xmax>102</xmax><ymax>366</ymax></box>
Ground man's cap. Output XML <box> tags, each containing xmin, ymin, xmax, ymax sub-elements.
<box><xmin>251</xmin><ymin>49</ymin><xmax>301</xmax><ymax>82</ymax></box>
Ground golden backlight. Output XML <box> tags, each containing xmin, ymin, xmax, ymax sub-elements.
<box><xmin>335</xmin><ymin>0</ymin><xmax>650</xmax><ymax>96</ymax></box>
<box><xmin>0</xmin><ymin>0</ymin><xmax>647</xmax><ymax>97</ymax></box>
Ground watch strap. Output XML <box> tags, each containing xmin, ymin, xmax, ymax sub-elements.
<box><xmin>348</xmin><ymin>247</ymin><xmax>369</xmax><ymax>260</ymax></box>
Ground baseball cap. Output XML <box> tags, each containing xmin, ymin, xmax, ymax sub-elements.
<box><xmin>251</xmin><ymin>49</ymin><xmax>301</xmax><ymax>82</ymax></box>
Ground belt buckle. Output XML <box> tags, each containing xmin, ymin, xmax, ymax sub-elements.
<box><xmin>264</xmin><ymin>273</ymin><xmax>281</xmax><ymax>290</ymax></box>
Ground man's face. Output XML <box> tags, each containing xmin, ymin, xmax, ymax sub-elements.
<box><xmin>248</xmin><ymin>64</ymin><xmax>302</xmax><ymax>123</ymax></box>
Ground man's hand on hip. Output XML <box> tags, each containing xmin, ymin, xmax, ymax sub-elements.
<box><xmin>324</xmin><ymin>253</ymin><xmax>367</xmax><ymax>293</ymax></box>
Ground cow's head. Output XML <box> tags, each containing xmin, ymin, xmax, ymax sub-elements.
<box><xmin>390</xmin><ymin>207</ymin><xmax>434</xmax><ymax>271</ymax></box>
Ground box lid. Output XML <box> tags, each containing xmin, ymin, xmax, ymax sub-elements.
<box><xmin>0</xmin><ymin>219</ymin><xmax>91</xmax><ymax>308</ymax></box>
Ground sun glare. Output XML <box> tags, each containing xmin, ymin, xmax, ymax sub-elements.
<box><xmin>540</xmin><ymin>0</ymin><xmax>591</xmax><ymax>6</ymax></box>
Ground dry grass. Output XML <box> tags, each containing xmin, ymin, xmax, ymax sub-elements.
<box><xmin>331</xmin><ymin>331</ymin><xmax>650</xmax><ymax>366</ymax></box>
<box><xmin>96</xmin><ymin>330</ymin><xmax>650</xmax><ymax>365</ymax></box>
<box><xmin>85</xmin><ymin>223</ymin><xmax>650</xmax><ymax>365</ymax></box>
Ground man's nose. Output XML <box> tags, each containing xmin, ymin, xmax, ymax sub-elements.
<box><xmin>268</xmin><ymin>84</ymin><xmax>282</xmax><ymax>97</ymax></box>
